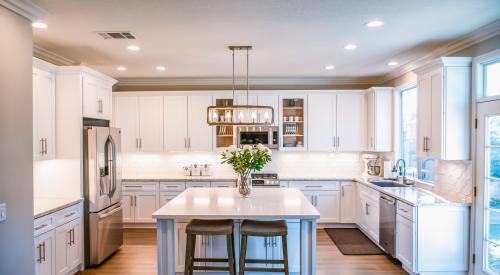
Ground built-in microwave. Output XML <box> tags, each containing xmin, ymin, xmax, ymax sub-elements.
<box><xmin>237</xmin><ymin>126</ymin><xmax>278</xmax><ymax>149</ymax></box>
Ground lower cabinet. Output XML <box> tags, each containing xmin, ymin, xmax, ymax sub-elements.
<box><xmin>122</xmin><ymin>182</ymin><xmax>159</xmax><ymax>224</ymax></box>
<box><xmin>340</xmin><ymin>181</ymin><xmax>357</xmax><ymax>223</ymax></box>
<box><xmin>34</xmin><ymin>202</ymin><xmax>82</xmax><ymax>275</ymax></box>
<box><xmin>357</xmin><ymin>184</ymin><xmax>379</xmax><ymax>242</ymax></box>
<box><xmin>35</xmin><ymin>230</ymin><xmax>56</xmax><ymax>275</ymax></box>
<box><xmin>396</xmin><ymin>213</ymin><xmax>414</xmax><ymax>270</ymax></box>
<box><xmin>174</xmin><ymin>221</ymin><xmax>300</xmax><ymax>273</ymax></box>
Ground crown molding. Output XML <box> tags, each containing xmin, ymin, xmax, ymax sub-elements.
<box><xmin>116</xmin><ymin>76</ymin><xmax>383</xmax><ymax>87</ymax></box>
<box><xmin>33</xmin><ymin>44</ymin><xmax>75</xmax><ymax>66</ymax></box>
<box><xmin>380</xmin><ymin>19</ymin><xmax>500</xmax><ymax>84</ymax></box>
<box><xmin>0</xmin><ymin>0</ymin><xmax>48</xmax><ymax>21</ymax></box>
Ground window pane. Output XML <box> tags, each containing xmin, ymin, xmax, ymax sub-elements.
<box><xmin>489</xmin><ymin>179</ymin><xmax>500</xmax><ymax>210</ymax></box>
<box><xmin>485</xmin><ymin>61</ymin><xmax>500</xmax><ymax>97</ymax></box>
<box><xmin>489</xmin><ymin>115</ymin><xmax>500</xmax><ymax>147</ymax></box>
<box><xmin>486</xmin><ymin>241</ymin><xmax>500</xmax><ymax>275</ymax></box>
<box><xmin>400</xmin><ymin>87</ymin><xmax>418</xmax><ymax>176</ymax></box>
<box><xmin>488</xmin><ymin>209</ymin><xmax>500</xmax><ymax>244</ymax></box>
<box><xmin>490</xmin><ymin>147</ymin><xmax>500</xmax><ymax>179</ymax></box>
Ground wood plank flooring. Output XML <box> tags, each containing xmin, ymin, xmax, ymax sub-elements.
<box><xmin>79</xmin><ymin>229</ymin><xmax>406</xmax><ymax>275</ymax></box>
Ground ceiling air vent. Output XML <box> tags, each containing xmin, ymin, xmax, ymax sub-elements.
<box><xmin>97</xmin><ymin>31</ymin><xmax>136</xmax><ymax>39</ymax></box>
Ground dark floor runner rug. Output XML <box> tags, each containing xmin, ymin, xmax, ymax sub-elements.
<box><xmin>324</xmin><ymin>228</ymin><xmax>384</xmax><ymax>255</ymax></box>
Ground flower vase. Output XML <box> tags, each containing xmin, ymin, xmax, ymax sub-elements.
<box><xmin>237</xmin><ymin>174</ymin><xmax>252</xmax><ymax>197</ymax></box>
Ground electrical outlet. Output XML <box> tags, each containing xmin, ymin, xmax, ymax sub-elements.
<box><xmin>0</xmin><ymin>203</ymin><xmax>6</xmax><ymax>222</ymax></box>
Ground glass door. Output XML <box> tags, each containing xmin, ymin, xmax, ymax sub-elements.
<box><xmin>475</xmin><ymin>99</ymin><xmax>500</xmax><ymax>275</ymax></box>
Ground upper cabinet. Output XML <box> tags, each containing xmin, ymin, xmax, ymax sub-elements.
<box><xmin>280</xmin><ymin>95</ymin><xmax>307</xmax><ymax>150</ymax></box>
<box><xmin>113</xmin><ymin>94</ymin><xmax>164</xmax><ymax>152</ymax></box>
<box><xmin>308</xmin><ymin>92</ymin><xmax>366</xmax><ymax>152</ymax></box>
<box><xmin>365</xmin><ymin>87</ymin><xmax>393</xmax><ymax>152</ymax></box>
<box><xmin>33</xmin><ymin>61</ymin><xmax>56</xmax><ymax>160</ymax></box>
<box><xmin>187</xmin><ymin>95</ymin><xmax>214</xmax><ymax>151</ymax></box>
<box><xmin>57</xmin><ymin>66</ymin><xmax>117</xmax><ymax>121</ymax></box>
<box><xmin>414</xmin><ymin>57</ymin><xmax>472</xmax><ymax>160</ymax></box>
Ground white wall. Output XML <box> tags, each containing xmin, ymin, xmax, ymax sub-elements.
<box><xmin>122</xmin><ymin>151</ymin><xmax>364</xmax><ymax>179</ymax></box>
<box><xmin>0</xmin><ymin>5</ymin><xmax>35</xmax><ymax>275</ymax></box>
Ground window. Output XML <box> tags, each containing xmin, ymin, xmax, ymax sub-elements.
<box><xmin>400</xmin><ymin>87</ymin><xmax>418</xmax><ymax>178</ymax></box>
<box><xmin>485</xmin><ymin>60</ymin><xmax>500</xmax><ymax>97</ymax></box>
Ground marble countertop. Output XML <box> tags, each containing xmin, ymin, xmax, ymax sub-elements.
<box><xmin>123</xmin><ymin>175</ymin><xmax>237</xmax><ymax>182</ymax></box>
<box><xmin>355</xmin><ymin>177</ymin><xmax>471</xmax><ymax>207</ymax></box>
<box><xmin>34</xmin><ymin>197</ymin><xmax>83</xmax><ymax>219</ymax></box>
<box><xmin>153</xmin><ymin>188</ymin><xmax>320</xmax><ymax>220</ymax></box>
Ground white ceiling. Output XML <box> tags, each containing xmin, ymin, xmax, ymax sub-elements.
<box><xmin>33</xmin><ymin>0</ymin><xmax>500</xmax><ymax>80</ymax></box>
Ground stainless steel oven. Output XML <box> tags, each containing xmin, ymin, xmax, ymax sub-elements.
<box><xmin>237</xmin><ymin>126</ymin><xmax>278</xmax><ymax>149</ymax></box>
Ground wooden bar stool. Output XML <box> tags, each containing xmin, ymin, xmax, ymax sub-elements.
<box><xmin>184</xmin><ymin>219</ymin><xmax>236</xmax><ymax>275</ymax></box>
<box><xmin>239</xmin><ymin>220</ymin><xmax>289</xmax><ymax>275</ymax></box>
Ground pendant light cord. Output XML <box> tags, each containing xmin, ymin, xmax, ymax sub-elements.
<box><xmin>232</xmin><ymin>49</ymin><xmax>235</xmax><ymax>103</ymax></box>
<box><xmin>246</xmin><ymin>48</ymin><xmax>249</xmax><ymax>106</ymax></box>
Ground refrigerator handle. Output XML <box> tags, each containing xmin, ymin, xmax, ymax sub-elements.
<box><xmin>106</xmin><ymin>136</ymin><xmax>117</xmax><ymax>198</ymax></box>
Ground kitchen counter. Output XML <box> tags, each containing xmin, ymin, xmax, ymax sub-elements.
<box><xmin>355</xmin><ymin>177</ymin><xmax>471</xmax><ymax>207</ymax></box>
<box><xmin>34</xmin><ymin>197</ymin><xmax>83</xmax><ymax>219</ymax></box>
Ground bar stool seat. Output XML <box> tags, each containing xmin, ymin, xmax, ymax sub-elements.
<box><xmin>184</xmin><ymin>219</ymin><xmax>236</xmax><ymax>275</ymax></box>
<box><xmin>239</xmin><ymin>220</ymin><xmax>289</xmax><ymax>275</ymax></box>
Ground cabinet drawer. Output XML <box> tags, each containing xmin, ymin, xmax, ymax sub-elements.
<box><xmin>288</xmin><ymin>181</ymin><xmax>339</xmax><ymax>191</ymax></box>
<box><xmin>34</xmin><ymin>214</ymin><xmax>55</xmax><ymax>237</ymax></box>
<box><xmin>359</xmin><ymin>183</ymin><xmax>380</xmax><ymax>199</ymax></box>
<box><xmin>186</xmin><ymin>181</ymin><xmax>211</xmax><ymax>188</ymax></box>
<box><xmin>211</xmin><ymin>181</ymin><xmax>236</xmax><ymax>188</ymax></box>
<box><xmin>123</xmin><ymin>182</ymin><xmax>159</xmax><ymax>192</ymax></box>
<box><xmin>160</xmin><ymin>182</ymin><xmax>186</xmax><ymax>192</ymax></box>
<box><xmin>397</xmin><ymin>201</ymin><xmax>414</xmax><ymax>221</ymax></box>
<box><xmin>53</xmin><ymin>203</ymin><xmax>81</xmax><ymax>227</ymax></box>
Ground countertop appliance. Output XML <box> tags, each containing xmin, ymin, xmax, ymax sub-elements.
<box><xmin>379</xmin><ymin>194</ymin><xmax>396</xmax><ymax>257</ymax></box>
<box><xmin>251</xmin><ymin>173</ymin><xmax>282</xmax><ymax>187</ymax></box>
<box><xmin>83</xmin><ymin>126</ymin><xmax>123</xmax><ymax>266</ymax></box>
<box><xmin>362</xmin><ymin>154</ymin><xmax>381</xmax><ymax>176</ymax></box>
<box><xmin>238</xmin><ymin>126</ymin><xmax>278</xmax><ymax>149</ymax></box>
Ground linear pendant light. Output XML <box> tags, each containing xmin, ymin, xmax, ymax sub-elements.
<box><xmin>207</xmin><ymin>46</ymin><xmax>274</xmax><ymax>126</ymax></box>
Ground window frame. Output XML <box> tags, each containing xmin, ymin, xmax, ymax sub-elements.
<box><xmin>475</xmin><ymin>48</ymin><xmax>500</xmax><ymax>102</ymax></box>
<box><xmin>399</xmin><ymin>85</ymin><xmax>418</xmax><ymax>179</ymax></box>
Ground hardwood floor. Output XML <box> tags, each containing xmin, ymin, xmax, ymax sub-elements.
<box><xmin>79</xmin><ymin>229</ymin><xmax>406</xmax><ymax>275</ymax></box>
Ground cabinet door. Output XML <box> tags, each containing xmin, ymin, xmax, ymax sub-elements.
<box><xmin>244</xmin><ymin>236</ymin><xmax>269</xmax><ymax>268</ymax></box>
<box><xmin>96</xmin><ymin>83</ymin><xmax>112</xmax><ymax>120</ymax></box>
<box><xmin>82</xmin><ymin>75</ymin><xmax>100</xmax><ymax>119</ymax></box>
<box><xmin>340</xmin><ymin>182</ymin><xmax>357</xmax><ymax>223</ymax></box>
<box><xmin>113</xmin><ymin>96</ymin><xmax>140</xmax><ymax>153</ymax></box>
<box><xmin>396</xmin><ymin>214</ymin><xmax>414</xmax><ymax>271</ymax></box>
<box><xmin>33</xmin><ymin>68</ymin><xmax>56</xmax><ymax>160</ymax></box>
<box><xmin>207</xmin><ymin>235</ymin><xmax>230</xmax><ymax>269</ymax></box>
<box><xmin>54</xmin><ymin>224</ymin><xmax>70</xmax><ymax>275</ymax></box>
<box><xmin>429</xmin><ymin>70</ymin><xmax>443</xmax><ymax>158</ymax></box>
<box><xmin>366</xmin><ymin>91</ymin><xmax>375</xmax><ymax>151</ymax></box>
<box><xmin>122</xmin><ymin>193</ymin><xmax>135</xmax><ymax>223</ymax></box>
<box><xmin>257</xmin><ymin>95</ymin><xmax>279</xmax><ymax>126</ymax></box>
<box><xmin>357</xmin><ymin>195</ymin><xmax>369</xmax><ymax>231</ymax></box>
<box><xmin>337</xmin><ymin>93</ymin><xmax>365</xmax><ymax>151</ymax></box>
<box><xmin>302</xmin><ymin>190</ymin><xmax>315</xmax><ymax>206</ymax></box>
<box><xmin>159</xmin><ymin>194</ymin><xmax>177</xmax><ymax>207</ymax></box>
<box><xmin>164</xmin><ymin>96</ymin><xmax>188</xmax><ymax>151</ymax></box>
<box><xmin>67</xmin><ymin>219</ymin><xmax>82</xmax><ymax>270</ymax></box>
<box><xmin>374</xmin><ymin>91</ymin><xmax>392</xmax><ymax>152</ymax></box>
<box><xmin>417</xmin><ymin>75</ymin><xmax>432</xmax><ymax>157</ymax></box>
<box><xmin>187</xmin><ymin>95</ymin><xmax>213</xmax><ymax>151</ymax></box>
<box><xmin>35</xmin><ymin>230</ymin><xmax>55</xmax><ymax>275</ymax></box>
<box><xmin>139</xmin><ymin>96</ymin><xmax>164</xmax><ymax>152</ymax></box>
<box><xmin>271</xmin><ymin>222</ymin><xmax>300</xmax><ymax>273</ymax></box>
<box><xmin>174</xmin><ymin>223</ymin><xmax>204</xmax><ymax>272</ymax></box>
<box><xmin>134</xmin><ymin>192</ymin><xmax>158</xmax><ymax>223</ymax></box>
<box><xmin>366</xmin><ymin>197</ymin><xmax>380</xmax><ymax>242</ymax></box>
<box><xmin>307</xmin><ymin>94</ymin><xmax>334</xmax><ymax>151</ymax></box>
<box><xmin>316</xmin><ymin>191</ymin><xmax>341</xmax><ymax>223</ymax></box>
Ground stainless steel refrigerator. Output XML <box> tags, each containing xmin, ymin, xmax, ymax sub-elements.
<box><xmin>83</xmin><ymin>126</ymin><xmax>123</xmax><ymax>266</ymax></box>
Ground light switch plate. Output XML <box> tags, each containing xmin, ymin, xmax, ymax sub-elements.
<box><xmin>0</xmin><ymin>203</ymin><xmax>6</xmax><ymax>222</ymax></box>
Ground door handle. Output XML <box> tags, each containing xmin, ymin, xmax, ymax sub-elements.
<box><xmin>36</xmin><ymin>244</ymin><xmax>42</xmax><ymax>263</ymax></box>
<box><xmin>40</xmin><ymin>139</ymin><xmax>44</xmax><ymax>154</ymax></box>
<box><xmin>337</xmin><ymin>136</ymin><xmax>340</xmax><ymax>148</ymax></box>
<box><xmin>98</xmin><ymin>99</ymin><xmax>103</xmax><ymax>113</ymax></box>
<box><xmin>365</xmin><ymin>203</ymin><xmax>369</xmax><ymax>215</ymax></box>
<box><xmin>188</xmin><ymin>138</ymin><xmax>191</xmax><ymax>149</ymax></box>
<box><xmin>341</xmin><ymin>186</ymin><xmax>345</xmax><ymax>197</ymax></box>
<box><xmin>136</xmin><ymin>138</ymin><xmax>139</xmax><ymax>149</ymax></box>
<box><xmin>139</xmin><ymin>138</ymin><xmax>142</xmax><ymax>149</ymax></box>
<box><xmin>41</xmin><ymin>242</ymin><xmax>46</xmax><ymax>262</ymax></box>
<box><xmin>423</xmin><ymin>136</ymin><xmax>427</xmax><ymax>152</ymax></box>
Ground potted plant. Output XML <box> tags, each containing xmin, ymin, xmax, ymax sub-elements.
<box><xmin>221</xmin><ymin>144</ymin><xmax>272</xmax><ymax>197</ymax></box>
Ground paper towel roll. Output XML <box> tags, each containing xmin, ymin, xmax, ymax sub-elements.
<box><xmin>383</xmin><ymin>161</ymin><xmax>393</xmax><ymax>178</ymax></box>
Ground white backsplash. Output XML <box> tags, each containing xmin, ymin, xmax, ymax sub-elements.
<box><xmin>33</xmin><ymin>159</ymin><xmax>81</xmax><ymax>199</ymax></box>
<box><xmin>122</xmin><ymin>151</ymin><xmax>364</xmax><ymax>179</ymax></box>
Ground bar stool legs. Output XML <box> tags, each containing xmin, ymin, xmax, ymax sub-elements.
<box><xmin>239</xmin><ymin>235</ymin><xmax>248</xmax><ymax>275</ymax></box>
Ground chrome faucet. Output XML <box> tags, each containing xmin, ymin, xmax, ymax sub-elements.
<box><xmin>392</xmin><ymin>159</ymin><xmax>413</xmax><ymax>185</ymax></box>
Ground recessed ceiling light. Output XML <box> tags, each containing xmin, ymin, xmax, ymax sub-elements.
<box><xmin>325</xmin><ymin>65</ymin><xmax>335</xmax><ymax>70</ymax></box>
<box><xmin>156</xmin><ymin>66</ymin><xmax>166</xmax><ymax>71</ymax></box>
<box><xmin>344</xmin><ymin>43</ymin><xmax>358</xmax><ymax>50</ymax></box>
<box><xmin>387</xmin><ymin>61</ymin><xmax>398</xmax><ymax>66</ymax></box>
<box><xmin>366</xmin><ymin>20</ymin><xmax>384</xmax><ymax>28</ymax></box>
<box><xmin>127</xmin><ymin>45</ymin><xmax>140</xmax><ymax>51</ymax></box>
<box><xmin>116</xmin><ymin>66</ymin><xmax>127</xmax><ymax>71</ymax></box>
<box><xmin>32</xmin><ymin>22</ymin><xmax>48</xmax><ymax>29</ymax></box>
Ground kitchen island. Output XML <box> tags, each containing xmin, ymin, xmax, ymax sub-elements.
<box><xmin>153</xmin><ymin>188</ymin><xmax>320</xmax><ymax>275</ymax></box>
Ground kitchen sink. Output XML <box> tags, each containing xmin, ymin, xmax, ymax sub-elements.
<box><xmin>368</xmin><ymin>179</ymin><xmax>409</xmax><ymax>188</ymax></box>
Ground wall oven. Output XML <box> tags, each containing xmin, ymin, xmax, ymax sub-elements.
<box><xmin>237</xmin><ymin>126</ymin><xmax>278</xmax><ymax>149</ymax></box>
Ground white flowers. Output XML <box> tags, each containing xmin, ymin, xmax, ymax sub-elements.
<box><xmin>228</xmin><ymin>145</ymin><xmax>238</xmax><ymax>152</ymax></box>
<box><xmin>256</xmin><ymin>143</ymin><xmax>265</xmax><ymax>151</ymax></box>
<box><xmin>243</xmin><ymin>145</ymin><xmax>252</xmax><ymax>151</ymax></box>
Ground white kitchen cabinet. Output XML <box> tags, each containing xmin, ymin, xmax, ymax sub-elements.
<box><xmin>113</xmin><ymin>95</ymin><xmax>164</xmax><ymax>152</ymax></box>
<box><xmin>122</xmin><ymin>183</ymin><xmax>159</xmax><ymax>224</ymax></box>
<box><xmin>163</xmin><ymin>95</ymin><xmax>213</xmax><ymax>152</ymax></box>
<box><xmin>35</xmin><ymin>230</ymin><xmax>55</xmax><ymax>275</ymax></box>
<box><xmin>164</xmin><ymin>96</ymin><xmax>188</xmax><ymax>151</ymax></box>
<box><xmin>174</xmin><ymin>223</ymin><xmax>204</xmax><ymax>272</ymax></box>
<box><xmin>308</xmin><ymin>92</ymin><xmax>365</xmax><ymax>152</ymax></box>
<box><xmin>82</xmin><ymin>74</ymin><xmax>114</xmax><ymax>120</ymax></box>
<box><xmin>396</xmin><ymin>213</ymin><xmax>414</xmax><ymax>271</ymax></box>
<box><xmin>188</xmin><ymin>95</ymin><xmax>213</xmax><ymax>151</ymax></box>
<box><xmin>186</xmin><ymin>181</ymin><xmax>211</xmax><ymax>188</ymax></box>
<box><xmin>211</xmin><ymin>181</ymin><xmax>237</xmax><ymax>188</ymax></box>
<box><xmin>55</xmin><ymin>218</ymin><xmax>81</xmax><ymax>275</ymax></box>
<box><xmin>340</xmin><ymin>181</ymin><xmax>357</xmax><ymax>223</ymax></box>
<box><xmin>357</xmin><ymin>184</ymin><xmax>380</xmax><ymax>242</ymax></box>
<box><xmin>414</xmin><ymin>57</ymin><xmax>472</xmax><ymax>160</ymax></box>
<box><xmin>365</xmin><ymin>87</ymin><xmax>392</xmax><ymax>152</ymax></box>
<box><xmin>33</xmin><ymin>66</ymin><xmax>56</xmax><ymax>160</ymax></box>
<box><xmin>289</xmin><ymin>181</ymin><xmax>340</xmax><ymax>223</ymax></box>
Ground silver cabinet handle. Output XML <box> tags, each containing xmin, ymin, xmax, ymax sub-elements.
<box><xmin>426</xmin><ymin>136</ymin><xmax>430</xmax><ymax>151</ymax></box>
<box><xmin>40</xmin><ymin>139</ymin><xmax>44</xmax><ymax>154</ymax></box>
<box><xmin>188</xmin><ymin>138</ymin><xmax>191</xmax><ymax>149</ymax></box>
<box><xmin>305</xmin><ymin>185</ymin><xmax>323</xmax><ymax>188</ymax></box>
<box><xmin>136</xmin><ymin>138</ymin><xmax>139</xmax><ymax>149</ymax></box>
<box><xmin>36</xmin><ymin>244</ymin><xmax>42</xmax><ymax>263</ymax></box>
<box><xmin>423</xmin><ymin>136</ymin><xmax>427</xmax><ymax>152</ymax></box>
<box><xmin>370</xmin><ymin>136</ymin><xmax>374</xmax><ymax>148</ymax></box>
<box><xmin>134</xmin><ymin>195</ymin><xmax>137</xmax><ymax>207</ymax></box>
<box><xmin>139</xmin><ymin>138</ymin><xmax>142</xmax><ymax>149</ymax></box>
<box><xmin>98</xmin><ymin>99</ymin><xmax>103</xmax><ymax>113</ymax></box>
<box><xmin>365</xmin><ymin>202</ymin><xmax>369</xmax><ymax>215</ymax></box>
<box><xmin>41</xmin><ymin>242</ymin><xmax>46</xmax><ymax>262</ymax></box>
<box><xmin>35</xmin><ymin>224</ymin><xmax>48</xmax><ymax>231</ymax></box>
<box><xmin>184</xmin><ymin>138</ymin><xmax>187</xmax><ymax>148</ymax></box>
<box><xmin>399</xmin><ymin>208</ymin><xmax>408</xmax><ymax>213</ymax></box>
<box><xmin>341</xmin><ymin>186</ymin><xmax>345</xmax><ymax>197</ymax></box>
<box><xmin>337</xmin><ymin>136</ymin><xmax>340</xmax><ymax>148</ymax></box>
<box><xmin>68</xmin><ymin>229</ymin><xmax>72</xmax><ymax>245</ymax></box>
<box><xmin>71</xmin><ymin>228</ymin><xmax>75</xmax><ymax>245</ymax></box>
<box><xmin>64</xmin><ymin>212</ymin><xmax>75</xmax><ymax>218</ymax></box>
<box><xmin>44</xmin><ymin>138</ymin><xmax>48</xmax><ymax>154</ymax></box>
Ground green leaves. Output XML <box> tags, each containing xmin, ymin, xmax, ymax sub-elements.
<box><xmin>221</xmin><ymin>144</ymin><xmax>272</xmax><ymax>175</ymax></box>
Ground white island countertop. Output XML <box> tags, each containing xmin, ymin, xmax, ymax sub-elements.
<box><xmin>153</xmin><ymin>187</ymin><xmax>320</xmax><ymax>220</ymax></box>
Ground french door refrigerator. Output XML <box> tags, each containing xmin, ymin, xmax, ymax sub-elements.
<box><xmin>83</xmin><ymin>126</ymin><xmax>123</xmax><ymax>266</ymax></box>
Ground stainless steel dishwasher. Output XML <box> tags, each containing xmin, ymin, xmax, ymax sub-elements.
<box><xmin>379</xmin><ymin>194</ymin><xmax>396</xmax><ymax>256</ymax></box>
